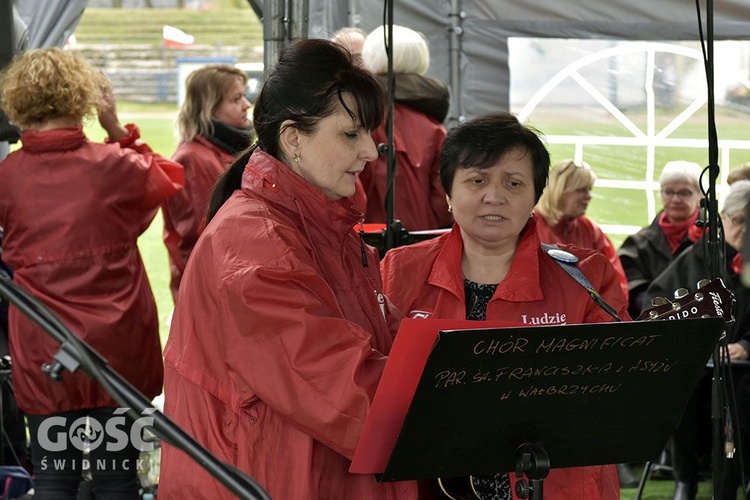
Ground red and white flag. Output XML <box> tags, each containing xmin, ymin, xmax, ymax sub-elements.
<box><xmin>162</xmin><ymin>25</ymin><xmax>195</xmax><ymax>48</ymax></box>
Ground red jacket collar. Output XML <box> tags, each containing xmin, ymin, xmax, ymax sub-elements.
<box><xmin>427</xmin><ymin>218</ymin><xmax>544</xmax><ymax>302</ymax></box>
<box><xmin>241</xmin><ymin>148</ymin><xmax>364</xmax><ymax>239</ymax></box>
<box><xmin>20</xmin><ymin>126</ymin><xmax>87</xmax><ymax>153</ymax></box>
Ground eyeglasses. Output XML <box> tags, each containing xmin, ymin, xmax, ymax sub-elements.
<box><xmin>726</xmin><ymin>212</ymin><xmax>747</xmax><ymax>226</ymax></box>
<box><xmin>660</xmin><ymin>189</ymin><xmax>695</xmax><ymax>200</ymax></box>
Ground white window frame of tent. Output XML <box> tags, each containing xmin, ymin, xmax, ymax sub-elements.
<box><xmin>516</xmin><ymin>41</ymin><xmax>750</xmax><ymax>239</ymax></box>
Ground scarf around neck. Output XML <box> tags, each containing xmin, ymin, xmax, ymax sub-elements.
<box><xmin>376</xmin><ymin>73</ymin><xmax>451</xmax><ymax>123</ymax></box>
<box><xmin>659</xmin><ymin>210</ymin><xmax>699</xmax><ymax>254</ymax></box>
<box><xmin>201</xmin><ymin>119</ymin><xmax>253</xmax><ymax>156</ymax></box>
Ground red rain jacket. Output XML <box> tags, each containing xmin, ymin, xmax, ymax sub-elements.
<box><xmin>159</xmin><ymin>149</ymin><xmax>417</xmax><ymax>500</ymax></box>
<box><xmin>535</xmin><ymin>213</ymin><xmax>630</xmax><ymax>298</ymax></box>
<box><xmin>0</xmin><ymin>125</ymin><xmax>184</xmax><ymax>415</ymax></box>
<box><xmin>357</xmin><ymin>103</ymin><xmax>451</xmax><ymax>231</ymax></box>
<box><xmin>163</xmin><ymin>136</ymin><xmax>235</xmax><ymax>302</ymax></box>
<box><xmin>381</xmin><ymin>220</ymin><xmax>629</xmax><ymax>500</ymax></box>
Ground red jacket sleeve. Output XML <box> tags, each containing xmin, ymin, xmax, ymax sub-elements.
<box><xmin>429</xmin><ymin>125</ymin><xmax>452</xmax><ymax>228</ymax></box>
<box><xmin>107</xmin><ymin>123</ymin><xmax>185</xmax><ymax>209</ymax></box>
<box><xmin>599</xmin><ymin>232</ymin><xmax>630</xmax><ymax>300</ymax></box>
<box><xmin>163</xmin><ymin>142</ymin><xmax>228</xmax><ymax>299</ymax></box>
<box><xmin>214</xmin><ymin>242</ymin><xmax>391</xmax><ymax>460</ymax></box>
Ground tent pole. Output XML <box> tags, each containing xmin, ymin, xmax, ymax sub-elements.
<box><xmin>263</xmin><ymin>0</ymin><xmax>286</xmax><ymax>73</ymax></box>
<box><xmin>448</xmin><ymin>0</ymin><xmax>463</xmax><ymax>127</ymax></box>
<box><xmin>289</xmin><ymin>0</ymin><xmax>309</xmax><ymax>43</ymax></box>
<box><xmin>383</xmin><ymin>0</ymin><xmax>400</xmax><ymax>252</ymax></box>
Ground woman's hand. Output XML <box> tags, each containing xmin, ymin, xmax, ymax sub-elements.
<box><xmin>97</xmin><ymin>78</ymin><xmax>129</xmax><ymax>142</ymax></box>
<box><xmin>726</xmin><ymin>342</ymin><xmax>749</xmax><ymax>361</ymax></box>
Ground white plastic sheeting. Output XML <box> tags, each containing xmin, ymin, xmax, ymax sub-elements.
<box><xmin>307</xmin><ymin>0</ymin><xmax>750</xmax><ymax>124</ymax></box>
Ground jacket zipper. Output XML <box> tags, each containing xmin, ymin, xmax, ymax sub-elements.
<box><xmin>358</xmin><ymin>222</ymin><xmax>369</xmax><ymax>268</ymax></box>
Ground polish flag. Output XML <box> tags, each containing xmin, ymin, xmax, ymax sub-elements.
<box><xmin>163</xmin><ymin>25</ymin><xmax>195</xmax><ymax>48</ymax></box>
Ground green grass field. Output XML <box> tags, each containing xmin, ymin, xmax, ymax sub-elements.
<box><xmin>74</xmin><ymin>7</ymin><xmax>262</xmax><ymax>46</ymax></box>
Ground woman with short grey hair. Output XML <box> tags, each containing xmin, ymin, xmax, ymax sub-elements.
<box><xmin>618</xmin><ymin>160</ymin><xmax>704</xmax><ymax>318</ymax></box>
<box><xmin>355</xmin><ymin>24</ymin><xmax>453</xmax><ymax>231</ymax></box>
<box><xmin>646</xmin><ymin>179</ymin><xmax>750</xmax><ymax>500</ymax></box>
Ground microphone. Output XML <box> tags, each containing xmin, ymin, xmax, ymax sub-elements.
<box><xmin>377</xmin><ymin>143</ymin><xmax>388</xmax><ymax>156</ymax></box>
<box><xmin>695</xmin><ymin>201</ymin><xmax>708</xmax><ymax>228</ymax></box>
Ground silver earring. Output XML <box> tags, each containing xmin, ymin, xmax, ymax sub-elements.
<box><xmin>293</xmin><ymin>155</ymin><xmax>300</xmax><ymax>163</ymax></box>
<box><xmin>448</xmin><ymin>205</ymin><xmax>453</xmax><ymax>213</ymax></box>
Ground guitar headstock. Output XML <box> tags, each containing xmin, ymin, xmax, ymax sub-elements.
<box><xmin>637</xmin><ymin>277</ymin><xmax>735</xmax><ymax>323</ymax></box>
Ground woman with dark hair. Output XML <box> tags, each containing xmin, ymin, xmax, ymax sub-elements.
<box><xmin>163</xmin><ymin>64</ymin><xmax>252</xmax><ymax>303</ymax></box>
<box><xmin>159</xmin><ymin>39</ymin><xmax>417</xmax><ymax>499</ymax></box>
<box><xmin>381</xmin><ymin>112</ymin><xmax>627</xmax><ymax>500</ymax></box>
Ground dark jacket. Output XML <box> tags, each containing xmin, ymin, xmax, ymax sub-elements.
<box><xmin>618</xmin><ymin>211</ymin><xmax>695</xmax><ymax>318</ymax></box>
<box><xmin>645</xmin><ymin>238</ymin><xmax>749</xmax><ymax>350</ymax></box>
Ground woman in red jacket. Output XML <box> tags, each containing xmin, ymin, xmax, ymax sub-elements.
<box><xmin>357</xmin><ymin>24</ymin><xmax>452</xmax><ymax>231</ymax></box>
<box><xmin>159</xmin><ymin>39</ymin><xmax>417</xmax><ymax>499</ymax></box>
<box><xmin>534</xmin><ymin>160</ymin><xmax>629</xmax><ymax>299</ymax></box>
<box><xmin>535</xmin><ymin>160</ymin><xmax>634</xmax><ymax>488</ymax></box>
<box><xmin>162</xmin><ymin>64</ymin><xmax>253</xmax><ymax>303</ymax></box>
<box><xmin>381</xmin><ymin>112</ymin><xmax>629</xmax><ymax>500</ymax></box>
<box><xmin>0</xmin><ymin>48</ymin><xmax>183</xmax><ymax>499</ymax></box>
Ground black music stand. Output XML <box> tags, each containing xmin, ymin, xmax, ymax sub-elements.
<box><xmin>371</xmin><ymin>318</ymin><xmax>724</xmax><ymax>498</ymax></box>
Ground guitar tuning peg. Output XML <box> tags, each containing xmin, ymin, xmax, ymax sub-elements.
<box><xmin>651</xmin><ymin>297</ymin><xmax>669</xmax><ymax>306</ymax></box>
<box><xmin>696</xmin><ymin>279</ymin><xmax>711</xmax><ymax>289</ymax></box>
<box><xmin>673</xmin><ymin>288</ymin><xmax>690</xmax><ymax>299</ymax></box>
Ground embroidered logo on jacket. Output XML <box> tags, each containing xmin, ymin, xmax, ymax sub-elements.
<box><xmin>520</xmin><ymin>312</ymin><xmax>567</xmax><ymax>325</ymax></box>
<box><xmin>375</xmin><ymin>291</ymin><xmax>386</xmax><ymax>319</ymax></box>
<box><xmin>408</xmin><ymin>309</ymin><xmax>433</xmax><ymax>320</ymax></box>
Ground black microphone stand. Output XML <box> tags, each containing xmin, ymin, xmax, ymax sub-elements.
<box><xmin>700</xmin><ymin>1</ymin><xmax>745</xmax><ymax>498</ymax></box>
<box><xmin>382</xmin><ymin>0</ymin><xmax>405</xmax><ymax>253</ymax></box>
<box><xmin>0</xmin><ymin>275</ymin><xmax>269</xmax><ymax>500</ymax></box>
<box><xmin>514</xmin><ymin>443</ymin><xmax>550</xmax><ymax>500</ymax></box>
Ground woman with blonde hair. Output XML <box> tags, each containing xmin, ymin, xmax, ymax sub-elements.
<box><xmin>163</xmin><ymin>64</ymin><xmax>253</xmax><ymax>302</ymax></box>
<box><xmin>535</xmin><ymin>159</ymin><xmax>628</xmax><ymax>297</ymax></box>
<box><xmin>0</xmin><ymin>47</ymin><xmax>183</xmax><ymax>499</ymax></box>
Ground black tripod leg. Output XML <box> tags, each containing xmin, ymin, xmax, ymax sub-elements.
<box><xmin>634</xmin><ymin>461</ymin><xmax>652</xmax><ymax>500</ymax></box>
